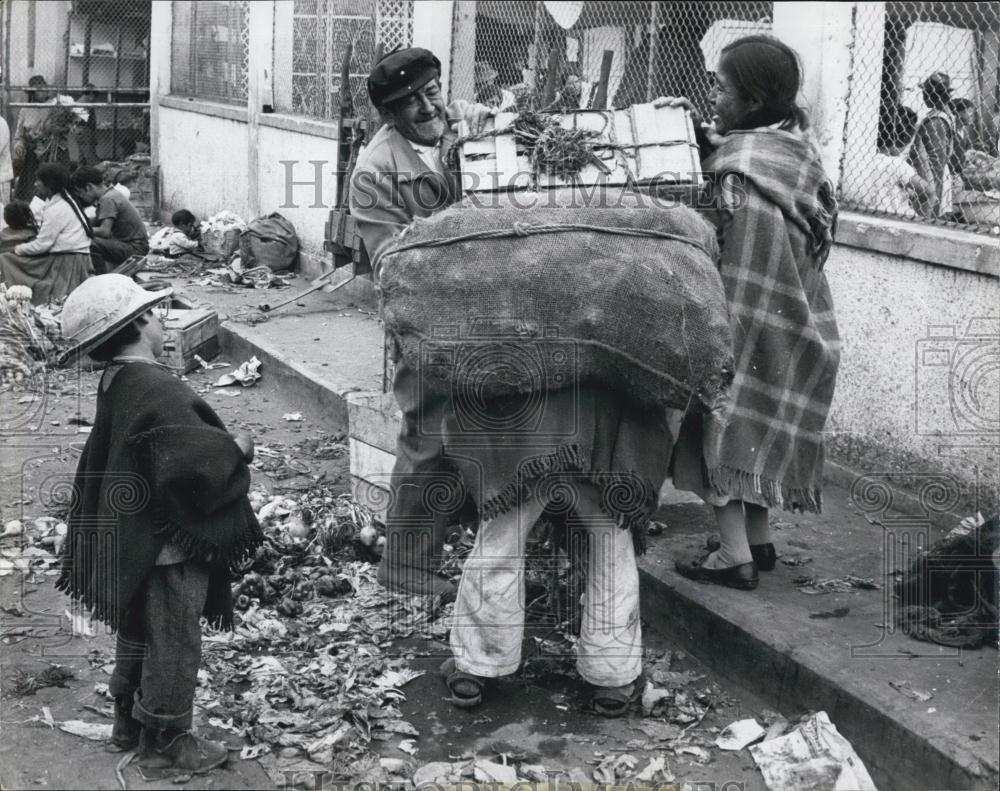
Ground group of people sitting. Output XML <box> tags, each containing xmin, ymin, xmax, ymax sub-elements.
<box><xmin>0</xmin><ymin>162</ymin><xmax>202</xmax><ymax>306</ymax></box>
<box><xmin>0</xmin><ymin>163</ymin><xmax>146</xmax><ymax>304</ymax></box>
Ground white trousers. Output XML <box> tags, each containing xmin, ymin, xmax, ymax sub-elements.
<box><xmin>450</xmin><ymin>483</ymin><xmax>642</xmax><ymax>687</ymax></box>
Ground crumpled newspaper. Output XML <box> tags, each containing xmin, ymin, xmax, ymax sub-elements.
<box><xmin>215</xmin><ymin>356</ymin><xmax>261</xmax><ymax>387</ymax></box>
<box><xmin>750</xmin><ymin>711</ymin><xmax>877</xmax><ymax>791</ymax></box>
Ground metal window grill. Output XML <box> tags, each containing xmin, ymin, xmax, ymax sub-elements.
<box><xmin>170</xmin><ymin>0</ymin><xmax>250</xmax><ymax>105</ymax></box>
<box><xmin>287</xmin><ymin>0</ymin><xmax>412</xmax><ymax>120</ymax></box>
<box><xmin>1</xmin><ymin>0</ymin><xmax>151</xmax><ymax>164</ymax></box>
<box><xmin>449</xmin><ymin>1</ymin><xmax>772</xmax><ymax>119</ymax></box>
<box><xmin>840</xmin><ymin>2</ymin><xmax>1000</xmax><ymax>233</ymax></box>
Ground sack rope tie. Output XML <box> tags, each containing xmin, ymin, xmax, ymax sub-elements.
<box><xmin>381</xmin><ymin>223</ymin><xmax>712</xmax><ymax>260</ymax></box>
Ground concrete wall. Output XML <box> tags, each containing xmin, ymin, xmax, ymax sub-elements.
<box><xmin>257</xmin><ymin>124</ymin><xmax>339</xmax><ymax>256</ymax></box>
<box><xmin>157</xmin><ymin>106</ymin><xmax>251</xmax><ymax>221</ymax></box>
<box><xmin>825</xmin><ymin>242</ymin><xmax>999</xmax><ymax>513</ymax></box>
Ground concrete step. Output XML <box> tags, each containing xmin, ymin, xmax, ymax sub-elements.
<box><xmin>193</xmin><ymin>285</ymin><xmax>997</xmax><ymax>791</ymax></box>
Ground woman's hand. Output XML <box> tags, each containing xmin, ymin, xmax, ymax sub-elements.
<box><xmin>654</xmin><ymin>95</ymin><xmax>727</xmax><ymax>149</ymax></box>
<box><xmin>232</xmin><ymin>430</ymin><xmax>254</xmax><ymax>463</ymax></box>
<box><xmin>653</xmin><ymin>96</ymin><xmax>702</xmax><ymax>127</ymax></box>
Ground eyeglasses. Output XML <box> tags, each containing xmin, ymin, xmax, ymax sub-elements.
<box><xmin>398</xmin><ymin>81</ymin><xmax>443</xmax><ymax>110</ymax></box>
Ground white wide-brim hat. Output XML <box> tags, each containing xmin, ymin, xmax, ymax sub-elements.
<box><xmin>59</xmin><ymin>274</ymin><xmax>173</xmax><ymax>366</ymax></box>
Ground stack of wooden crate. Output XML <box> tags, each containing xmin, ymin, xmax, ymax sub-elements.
<box><xmin>458</xmin><ymin>102</ymin><xmax>702</xmax><ymax>195</ymax></box>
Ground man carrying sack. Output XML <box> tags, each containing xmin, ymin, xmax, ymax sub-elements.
<box><xmin>349</xmin><ymin>48</ymin><xmax>493</xmax><ymax>597</ymax></box>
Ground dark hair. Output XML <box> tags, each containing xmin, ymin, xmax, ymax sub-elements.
<box><xmin>87</xmin><ymin>319</ymin><xmax>143</xmax><ymax>362</ymax></box>
<box><xmin>878</xmin><ymin>105</ymin><xmax>918</xmax><ymax>150</ymax></box>
<box><xmin>922</xmin><ymin>75</ymin><xmax>951</xmax><ymax>111</ymax></box>
<box><xmin>3</xmin><ymin>201</ymin><xmax>38</xmax><ymax>232</ymax></box>
<box><xmin>951</xmin><ymin>97</ymin><xmax>975</xmax><ymax>115</ymax></box>
<box><xmin>70</xmin><ymin>165</ymin><xmax>104</xmax><ymax>189</ymax></box>
<box><xmin>718</xmin><ymin>35</ymin><xmax>809</xmax><ymax>131</ymax></box>
<box><xmin>36</xmin><ymin>163</ymin><xmax>71</xmax><ymax>194</ymax></box>
<box><xmin>171</xmin><ymin>209</ymin><xmax>196</xmax><ymax>226</ymax></box>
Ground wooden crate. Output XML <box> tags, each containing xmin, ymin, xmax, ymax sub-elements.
<box><xmin>458</xmin><ymin>102</ymin><xmax>702</xmax><ymax>193</ymax></box>
<box><xmin>154</xmin><ymin>302</ymin><xmax>220</xmax><ymax>374</ymax></box>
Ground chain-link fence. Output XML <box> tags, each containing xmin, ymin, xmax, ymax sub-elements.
<box><xmin>1</xmin><ymin>0</ymin><xmax>150</xmax><ymax>195</ymax></box>
<box><xmin>841</xmin><ymin>2</ymin><xmax>1000</xmax><ymax>233</ymax></box>
<box><xmin>449</xmin><ymin>1</ymin><xmax>772</xmax><ymax>117</ymax></box>
<box><xmin>278</xmin><ymin>0</ymin><xmax>413</xmax><ymax>121</ymax></box>
<box><xmin>170</xmin><ymin>0</ymin><xmax>249</xmax><ymax>105</ymax></box>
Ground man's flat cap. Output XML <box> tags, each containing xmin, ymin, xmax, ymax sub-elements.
<box><xmin>367</xmin><ymin>47</ymin><xmax>441</xmax><ymax>107</ymax></box>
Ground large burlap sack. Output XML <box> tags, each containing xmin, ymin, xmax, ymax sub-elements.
<box><xmin>240</xmin><ymin>212</ymin><xmax>299</xmax><ymax>272</ymax></box>
<box><xmin>379</xmin><ymin>189</ymin><xmax>733</xmax><ymax>412</ymax></box>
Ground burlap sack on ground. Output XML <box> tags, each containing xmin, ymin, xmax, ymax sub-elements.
<box><xmin>379</xmin><ymin>189</ymin><xmax>733</xmax><ymax>412</ymax></box>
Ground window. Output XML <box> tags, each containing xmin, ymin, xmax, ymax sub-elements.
<box><xmin>276</xmin><ymin>0</ymin><xmax>413</xmax><ymax>120</ymax></box>
<box><xmin>171</xmin><ymin>0</ymin><xmax>250</xmax><ymax>105</ymax></box>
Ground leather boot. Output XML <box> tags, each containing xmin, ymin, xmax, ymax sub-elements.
<box><xmin>107</xmin><ymin>695</ymin><xmax>141</xmax><ymax>752</ymax></box>
<box><xmin>137</xmin><ymin>727</ymin><xmax>228</xmax><ymax>777</ymax></box>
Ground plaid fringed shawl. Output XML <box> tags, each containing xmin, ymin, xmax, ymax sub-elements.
<box><xmin>699</xmin><ymin>129</ymin><xmax>841</xmax><ymax>512</ymax></box>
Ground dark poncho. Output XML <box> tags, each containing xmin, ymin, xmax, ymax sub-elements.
<box><xmin>55</xmin><ymin>362</ymin><xmax>263</xmax><ymax>630</ymax></box>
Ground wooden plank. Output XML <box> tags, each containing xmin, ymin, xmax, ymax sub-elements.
<box><xmin>590</xmin><ymin>50</ymin><xmax>614</xmax><ymax>110</ymax></box>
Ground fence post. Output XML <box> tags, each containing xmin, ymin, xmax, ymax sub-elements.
<box><xmin>772</xmin><ymin>1</ymin><xmax>858</xmax><ymax>192</ymax></box>
<box><xmin>412</xmin><ymin>0</ymin><xmax>455</xmax><ymax>94</ymax></box>
<box><xmin>149</xmin><ymin>0</ymin><xmax>173</xmax><ymax>216</ymax></box>
<box><xmin>837</xmin><ymin>2</ymin><xmax>885</xmax><ymax>205</ymax></box>
<box><xmin>247</xmin><ymin>0</ymin><xmax>275</xmax><ymax>219</ymax></box>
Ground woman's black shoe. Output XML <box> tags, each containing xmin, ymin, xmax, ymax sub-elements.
<box><xmin>705</xmin><ymin>536</ymin><xmax>777</xmax><ymax>571</ymax></box>
<box><xmin>674</xmin><ymin>557</ymin><xmax>759</xmax><ymax>590</ymax></box>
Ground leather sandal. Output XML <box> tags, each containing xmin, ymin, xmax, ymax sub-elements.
<box><xmin>675</xmin><ymin>556</ymin><xmax>759</xmax><ymax>590</ymax></box>
<box><xmin>706</xmin><ymin>536</ymin><xmax>777</xmax><ymax>571</ymax></box>
<box><xmin>440</xmin><ymin>657</ymin><xmax>486</xmax><ymax>708</ymax></box>
<box><xmin>591</xmin><ymin>671</ymin><xmax>645</xmax><ymax>718</ymax></box>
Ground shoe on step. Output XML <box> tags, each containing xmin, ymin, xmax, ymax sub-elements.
<box><xmin>674</xmin><ymin>556</ymin><xmax>759</xmax><ymax>590</ymax></box>
<box><xmin>705</xmin><ymin>535</ymin><xmax>777</xmax><ymax>571</ymax></box>
<box><xmin>137</xmin><ymin>728</ymin><xmax>228</xmax><ymax>777</ymax></box>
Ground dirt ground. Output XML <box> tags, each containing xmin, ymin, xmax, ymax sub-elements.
<box><xmin>1</xmin><ymin>360</ymin><xmax>774</xmax><ymax>791</ymax></box>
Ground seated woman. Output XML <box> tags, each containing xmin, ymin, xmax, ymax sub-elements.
<box><xmin>0</xmin><ymin>200</ymin><xmax>39</xmax><ymax>252</ymax></box>
<box><xmin>0</xmin><ymin>163</ymin><xmax>93</xmax><ymax>304</ymax></box>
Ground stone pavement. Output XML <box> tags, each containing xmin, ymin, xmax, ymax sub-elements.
<box><xmin>173</xmin><ymin>272</ymin><xmax>998</xmax><ymax>790</ymax></box>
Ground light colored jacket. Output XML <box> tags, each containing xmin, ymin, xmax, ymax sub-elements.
<box><xmin>0</xmin><ymin>116</ymin><xmax>12</xmax><ymax>184</ymax></box>
<box><xmin>15</xmin><ymin>194</ymin><xmax>91</xmax><ymax>256</ymax></box>
<box><xmin>348</xmin><ymin>103</ymin><xmax>472</xmax><ymax>275</ymax></box>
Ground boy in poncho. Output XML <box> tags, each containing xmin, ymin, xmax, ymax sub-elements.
<box><xmin>56</xmin><ymin>275</ymin><xmax>263</xmax><ymax>776</ymax></box>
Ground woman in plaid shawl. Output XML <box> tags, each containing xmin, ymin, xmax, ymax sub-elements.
<box><xmin>662</xmin><ymin>36</ymin><xmax>841</xmax><ymax>590</ymax></box>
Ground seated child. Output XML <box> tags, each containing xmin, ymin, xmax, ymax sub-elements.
<box><xmin>872</xmin><ymin>106</ymin><xmax>933</xmax><ymax>217</ymax></box>
<box><xmin>1</xmin><ymin>201</ymin><xmax>39</xmax><ymax>252</ymax></box>
<box><xmin>56</xmin><ymin>274</ymin><xmax>263</xmax><ymax>776</ymax></box>
<box><xmin>148</xmin><ymin>210</ymin><xmax>201</xmax><ymax>257</ymax></box>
